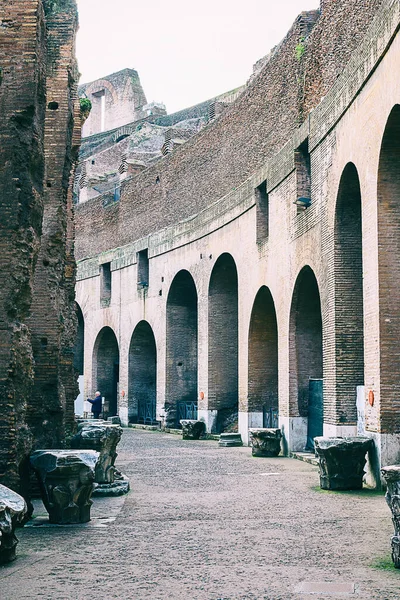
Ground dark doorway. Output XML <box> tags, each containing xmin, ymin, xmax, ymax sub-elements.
<box><xmin>92</xmin><ymin>326</ymin><xmax>119</xmax><ymax>417</ymax></box>
<box><xmin>128</xmin><ymin>321</ymin><xmax>157</xmax><ymax>424</ymax></box>
<box><xmin>166</xmin><ymin>270</ymin><xmax>198</xmax><ymax>428</ymax></box>
<box><xmin>208</xmin><ymin>253</ymin><xmax>238</xmax><ymax>433</ymax></box>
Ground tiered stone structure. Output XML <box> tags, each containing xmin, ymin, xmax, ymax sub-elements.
<box><xmin>74</xmin><ymin>0</ymin><xmax>400</xmax><ymax>485</ymax></box>
<box><xmin>0</xmin><ymin>0</ymin><xmax>81</xmax><ymax>493</ymax></box>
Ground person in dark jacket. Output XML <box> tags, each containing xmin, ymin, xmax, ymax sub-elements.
<box><xmin>87</xmin><ymin>391</ymin><xmax>102</xmax><ymax>419</ymax></box>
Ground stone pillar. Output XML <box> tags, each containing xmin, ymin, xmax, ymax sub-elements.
<box><xmin>0</xmin><ymin>485</ymin><xmax>27</xmax><ymax>564</ymax></box>
<box><xmin>314</xmin><ymin>437</ymin><xmax>372</xmax><ymax>490</ymax></box>
<box><xmin>249</xmin><ymin>428</ymin><xmax>282</xmax><ymax>457</ymax></box>
<box><xmin>30</xmin><ymin>450</ymin><xmax>98</xmax><ymax>524</ymax></box>
<box><xmin>381</xmin><ymin>465</ymin><xmax>400</xmax><ymax>568</ymax></box>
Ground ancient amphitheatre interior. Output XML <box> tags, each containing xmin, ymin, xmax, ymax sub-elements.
<box><xmin>2</xmin><ymin>0</ymin><xmax>400</xmax><ymax>596</ymax></box>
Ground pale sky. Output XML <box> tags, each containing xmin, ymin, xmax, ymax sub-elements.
<box><xmin>76</xmin><ymin>0</ymin><xmax>320</xmax><ymax>114</ymax></box>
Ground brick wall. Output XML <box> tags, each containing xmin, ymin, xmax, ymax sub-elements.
<box><xmin>0</xmin><ymin>0</ymin><xmax>80</xmax><ymax>491</ymax></box>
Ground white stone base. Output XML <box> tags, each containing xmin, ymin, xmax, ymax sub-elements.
<box><xmin>363</xmin><ymin>431</ymin><xmax>400</xmax><ymax>488</ymax></box>
<box><xmin>198</xmin><ymin>409</ymin><xmax>218</xmax><ymax>433</ymax></box>
<box><xmin>119</xmin><ymin>406</ymin><xmax>129</xmax><ymax>427</ymax></box>
<box><xmin>238</xmin><ymin>412</ymin><xmax>264</xmax><ymax>446</ymax></box>
<box><xmin>279</xmin><ymin>416</ymin><xmax>308</xmax><ymax>454</ymax></box>
<box><xmin>323</xmin><ymin>424</ymin><xmax>357</xmax><ymax>437</ymax></box>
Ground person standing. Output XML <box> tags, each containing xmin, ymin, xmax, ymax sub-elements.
<box><xmin>87</xmin><ymin>391</ymin><xmax>102</xmax><ymax>419</ymax></box>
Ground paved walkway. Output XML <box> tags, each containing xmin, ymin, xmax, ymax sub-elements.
<box><xmin>1</xmin><ymin>429</ymin><xmax>399</xmax><ymax>599</ymax></box>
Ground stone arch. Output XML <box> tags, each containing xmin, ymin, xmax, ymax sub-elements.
<box><xmin>128</xmin><ymin>321</ymin><xmax>157</xmax><ymax>424</ymax></box>
<box><xmin>334</xmin><ymin>162</ymin><xmax>364</xmax><ymax>425</ymax></box>
<box><xmin>248</xmin><ymin>286</ymin><xmax>278</xmax><ymax>427</ymax></box>
<box><xmin>166</xmin><ymin>270</ymin><xmax>198</xmax><ymax>428</ymax></box>
<box><xmin>289</xmin><ymin>266</ymin><xmax>323</xmax><ymax>449</ymax></box>
<box><xmin>377</xmin><ymin>105</ymin><xmax>400</xmax><ymax>434</ymax></box>
<box><xmin>208</xmin><ymin>253</ymin><xmax>238</xmax><ymax>433</ymax></box>
<box><xmin>85</xmin><ymin>79</ymin><xmax>118</xmax><ymax>105</ymax></box>
<box><xmin>92</xmin><ymin>326</ymin><xmax>119</xmax><ymax>418</ymax></box>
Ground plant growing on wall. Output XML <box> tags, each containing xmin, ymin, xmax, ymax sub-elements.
<box><xmin>79</xmin><ymin>97</ymin><xmax>92</xmax><ymax>124</ymax></box>
<box><xmin>295</xmin><ymin>37</ymin><xmax>306</xmax><ymax>61</ymax></box>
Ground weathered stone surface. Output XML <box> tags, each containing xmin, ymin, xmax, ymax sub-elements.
<box><xmin>108</xmin><ymin>416</ymin><xmax>122</xmax><ymax>425</ymax></box>
<box><xmin>0</xmin><ymin>485</ymin><xmax>27</xmax><ymax>564</ymax></box>
<box><xmin>381</xmin><ymin>465</ymin><xmax>400</xmax><ymax>568</ymax></box>
<box><xmin>249</xmin><ymin>428</ymin><xmax>282</xmax><ymax>457</ymax></box>
<box><xmin>219</xmin><ymin>433</ymin><xmax>243</xmax><ymax>448</ymax></box>
<box><xmin>314</xmin><ymin>437</ymin><xmax>373</xmax><ymax>490</ymax></box>
<box><xmin>71</xmin><ymin>423</ymin><xmax>122</xmax><ymax>484</ymax></box>
<box><xmin>180</xmin><ymin>420</ymin><xmax>206</xmax><ymax>440</ymax></box>
<box><xmin>92</xmin><ymin>469</ymin><xmax>130</xmax><ymax>497</ymax></box>
<box><xmin>30</xmin><ymin>450</ymin><xmax>98</xmax><ymax>524</ymax></box>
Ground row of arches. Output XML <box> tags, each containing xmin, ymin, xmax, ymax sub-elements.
<box><xmin>76</xmin><ymin>105</ymin><xmax>400</xmax><ymax>444</ymax></box>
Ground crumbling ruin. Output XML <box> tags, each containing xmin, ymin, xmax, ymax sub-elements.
<box><xmin>0</xmin><ymin>0</ymin><xmax>80</xmax><ymax>493</ymax></box>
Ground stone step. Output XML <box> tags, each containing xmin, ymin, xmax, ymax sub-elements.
<box><xmin>291</xmin><ymin>451</ymin><xmax>319</xmax><ymax>467</ymax></box>
<box><xmin>128</xmin><ymin>424</ymin><xmax>160</xmax><ymax>431</ymax></box>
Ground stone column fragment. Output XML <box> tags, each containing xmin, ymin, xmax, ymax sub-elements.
<box><xmin>0</xmin><ymin>485</ymin><xmax>27</xmax><ymax>564</ymax></box>
<box><xmin>314</xmin><ymin>437</ymin><xmax>372</xmax><ymax>490</ymax></box>
<box><xmin>30</xmin><ymin>450</ymin><xmax>98</xmax><ymax>524</ymax></box>
<box><xmin>180</xmin><ymin>420</ymin><xmax>206</xmax><ymax>440</ymax></box>
<box><xmin>71</xmin><ymin>423</ymin><xmax>122</xmax><ymax>483</ymax></box>
<box><xmin>249</xmin><ymin>428</ymin><xmax>282</xmax><ymax>457</ymax></box>
<box><xmin>381</xmin><ymin>465</ymin><xmax>400</xmax><ymax>568</ymax></box>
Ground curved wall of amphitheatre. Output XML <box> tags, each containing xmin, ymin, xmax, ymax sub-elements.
<box><xmin>75</xmin><ymin>0</ymin><xmax>400</xmax><ymax>483</ymax></box>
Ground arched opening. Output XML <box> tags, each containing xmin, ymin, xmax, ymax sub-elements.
<box><xmin>128</xmin><ymin>321</ymin><xmax>157</xmax><ymax>424</ymax></box>
<box><xmin>248</xmin><ymin>286</ymin><xmax>278</xmax><ymax>427</ymax></box>
<box><xmin>166</xmin><ymin>270</ymin><xmax>198</xmax><ymax>428</ymax></box>
<box><xmin>92</xmin><ymin>326</ymin><xmax>119</xmax><ymax>418</ymax></box>
<box><xmin>73</xmin><ymin>303</ymin><xmax>85</xmax><ymax>376</ymax></box>
<box><xmin>208</xmin><ymin>253</ymin><xmax>238</xmax><ymax>433</ymax></box>
<box><xmin>73</xmin><ymin>303</ymin><xmax>85</xmax><ymax>415</ymax></box>
<box><xmin>377</xmin><ymin>105</ymin><xmax>400</xmax><ymax>434</ymax></box>
<box><xmin>334</xmin><ymin>163</ymin><xmax>364</xmax><ymax>426</ymax></box>
<box><xmin>289</xmin><ymin>266</ymin><xmax>323</xmax><ymax>449</ymax></box>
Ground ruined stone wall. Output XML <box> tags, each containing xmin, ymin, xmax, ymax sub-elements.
<box><xmin>80</xmin><ymin>69</ymin><xmax>148</xmax><ymax>137</ymax></box>
<box><xmin>75</xmin><ymin>1</ymin><xmax>386</xmax><ymax>262</ymax></box>
<box><xmin>0</xmin><ymin>0</ymin><xmax>80</xmax><ymax>492</ymax></box>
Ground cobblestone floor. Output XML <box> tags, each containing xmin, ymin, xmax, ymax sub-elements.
<box><xmin>1</xmin><ymin>429</ymin><xmax>399</xmax><ymax>599</ymax></box>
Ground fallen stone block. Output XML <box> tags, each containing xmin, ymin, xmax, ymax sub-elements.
<box><xmin>180</xmin><ymin>420</ymin><xmax>206</xmax><ymax>440</ymax></box>
<box><xmin>314</xmin><ymin>436</ymin><xmax>373</xmax><ymax>490</ymax></box>
<box><xmin>30</xmin><ymin>450</ymin><xmax>98</xmax><ymax>524</ymax></box>
<box><xmin>0</xmin><ymin>485</ymin><xmax>27</xmax><ymax>564</ymax></box>
<box><xmin>218</xmin><ymin>433</ymin><xmax>243</xmax><ymax>447</ymax></box>
<box><xmin>249</xmin><ymin>428</ymin><xmax>282</xmax><ymax>457</ymax></box>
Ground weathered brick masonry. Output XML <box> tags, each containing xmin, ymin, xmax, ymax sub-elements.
<box><xmin>0</xmin><ymin>0</ymin><xmax>80</xmax><ymax>492</ymax></box>
<box><xmin>75</xmin><ymin>0</ymin><xmax>400</xmax><ymax>483</ymax></box>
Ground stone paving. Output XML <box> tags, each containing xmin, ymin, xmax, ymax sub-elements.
<box><xmin>1</xmin><ymin>429</ymin><xmax>399</xmax><ymax>599</ymax></box>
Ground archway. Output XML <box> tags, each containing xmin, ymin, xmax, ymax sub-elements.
<box><xmin>248</xmin><ymin>286</ymin><xmax>278</xmax><ymax>427</ymax></box>
<box><xmin>128</xmin><ymin>321</ymin><xmax>157</xmax><ymax>424</ymax></box>
<box><xmin>208</xmin><ymin>253</ymin><xmax>238</xmax><ymax>433</ymax></box>
<box><xmin>166</xmin><ymin>270</ymin><xmax>198</xmax><ymax>428</ymax></box>
<box><xmin>73</xmin><ymin>303</ymin><xmax>85</xmax><ymax>415</ymax></box>
<box><xmin>92</xmin><ymin>326</ymin><xmax>119</xmax><ymax>418</ymax></box>
<box><xmin>289</xmin><ymin>266</ymin><xmax>323</xmax><ymax>449</ymax></box>
<box><xmin>334</xmin><ymin>163</ymin><xmax>364</xmax><ymax>426</ymax></box>
<box><xmin>73</xmin><ymin>303</ymin><xmax>84</xmax><ymax>376</ymax></box>
<box><xmin>377</xmin><ymin>105</ymin><xmax>400</xmax><ymax>434</ymax></box>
